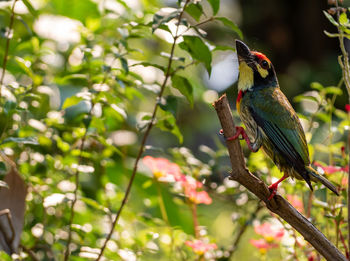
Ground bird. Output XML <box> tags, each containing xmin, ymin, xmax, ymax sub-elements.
<box><xmin>225</xmin><ymin>40</ymin><xmax>339</xmax><ymax>200</ymax></box>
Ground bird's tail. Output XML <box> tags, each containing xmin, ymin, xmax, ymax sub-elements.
<box><xmin>306</xmin><ymin>166</ymin><xmax>339</xmax><ymax>196</ymax></box>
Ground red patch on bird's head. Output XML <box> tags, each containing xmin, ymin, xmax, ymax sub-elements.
<box><xmin>251</xmin><ymin>51</ymin><xmax>271</xmax><ymax>64</ymax></box>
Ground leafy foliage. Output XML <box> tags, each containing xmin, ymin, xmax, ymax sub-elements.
<box><xmin>0</xmin><ymin>0</ymin><xmax>348</xmax><ymax>260</ymax></box>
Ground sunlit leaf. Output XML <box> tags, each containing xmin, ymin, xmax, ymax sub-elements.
<box><xmin>152</xmin><ymin>9</ymin><xmax>180</xmax><ymax>33</ymax></box>
<box><xmin>179</xmin><ymin>35</ymin><xmax>212</xmax><ymax>75</ymax></box>
<box><xmin>62</xmin><ymin>96</ymin><xmax>83</xmax><ymax>109</ymax></box>
<box><xmin>310</xmin><ymin>82</ymin><xmax>324</xmax><ymax>91</ymax></box>
<box><xmin>156</xmin><ymin>112</ymin><xmax>183</xmax><ymax>143</ymax></box>
<box><xmin>185</xmin><ymin>3</ymin><xmax>203</xmax><ymax>21</ymax></box>
<box><xmin>171</xmin><ymin>75</ymin><xmax>193</xmax><ymax>107</ymax></box>
<box><xmin>22</xmin><ymin>0</ymin><xmax>37</xmax><ymax>16</ymax></box>
<box><xmin>324</xmin><ymin>86</ymin><xmax>342</xmax><ymax>95</ymax></box>
<box><xmin>339</xmin><ymin>12</ymin><xmax>348</xmax><ymax>25</ymax></box>
<box><xmin>215</xmin><ymin>17</ymin><xmax>243</xmax><ymax>39</ymax></box>
<box><xmin>132</xmin><ymin>62</ymin><xmax>166</xmax><ymax>72</ymax></box>
<box><xmin>207</xmin><ymin>0</ymin><xmax>220</xmax><ymax>15</ymax></box>
<box><xmin>316</xmin><ymin>112</ymin><xmax>330</xmax><ymax>123</ymax></box>
<box><xmin>323</xmin><ymin>11</ymin><xmax>339</xmax><ymax>27</ymax></box>
<box><xmin>213</xmin><ymin>45</ymin><xmax>236</xmax><ymax>52</ymax></box>
<box><xmin>293</xmin><ymin>95</ymin><xmax>319</xmax><ymax>104</ymax></box>
<box><xmin>159</xmin><ymin>95</ymin><xmax>178</xmax><ymax>116</ymax></box>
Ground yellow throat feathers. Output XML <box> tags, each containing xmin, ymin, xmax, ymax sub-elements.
<box><xmin>238</xmin><ymin>61</ymin><xmax>253</xmax><ymax>91</ymax></box>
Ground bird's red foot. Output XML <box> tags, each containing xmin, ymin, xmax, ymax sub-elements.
<box><xmin>222</xmin><ymin>126</ymin><xmax>257</xmax><ymax>152</ymax></box>
<box><xmin>267</xmin><ymin>174</ymin><xmax>289</xmax><ymax>201</ymax></box>
<box><xmin>268</xmin><ymin>183</ymin><xmax>279</xmax><ymax>200</ymax></box>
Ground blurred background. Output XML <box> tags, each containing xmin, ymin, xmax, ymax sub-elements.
<box><xmin>0</xmin><ymin>0</ymin><xmax>348</xmax><ymax>260</ymax></box>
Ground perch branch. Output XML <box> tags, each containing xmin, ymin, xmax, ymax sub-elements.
<box><xmin>0</xmin><ymin>209</ymin><xmax>15</xmax><ymax>253</ymax></box>
<box><xmin>213</xmin><ymin>94</ymin><xmax>347</xmax><ymax>261</ymax></box>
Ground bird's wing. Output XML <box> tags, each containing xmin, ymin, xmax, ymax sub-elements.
<box><xmin>248</xmin><ymin>88</ymin><xmax>310</xmax><ymax>168</ymax></box>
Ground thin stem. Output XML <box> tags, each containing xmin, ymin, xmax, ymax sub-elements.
<box><xmin>64</xmin><ymin>104</ymin><xmax>94</xmax><ymax>261</ymax></box>
<box><xmin>180</xmin><ymin>17</ymin><xmax>214</xmax><ymax>37</ymax></box>
<box><xmin>306</xmin><ymin>191</ymin><xmax>313</xmax><ymax>219</ymax></box>
<box><xmin>154</xmin><ymin>178</ymin><xmax>169</xmax><ymax>224</ymax></box>
<box><xmin>0</xmin><ymin>0</ymin><xmax>18</xmax><ymax>95</ymax></box>
<box><xmin>64</xmin><ymin>54</ymin><xmax>112</xmax><ymax>260</ymax></box>
<box><xmin>226</xmin><ymin>203</ymin><xmax>262</xmax><ymax>258</ymax></box>
<box><xmin>95</xmin><ymin>1</ymin><xmax>191</xmax><ymax>260</ymax></box>
<box><xmin>339</xmin><ymin>225</ymin><xmax>350</xmax><ymax>259</ymax></box>
<box><xmin>336</xmin><ymin>220</ymin><xmax>340</xmax><ymax>248</ymax></box>
<box><xmin>20</xmin><ymin>244</ymin><xmax>40</xmax><ymax>261</ymax></box>
<box><xmin>292</xmin><ymin>230</ymin><xmax>301</xmax><ymax>261</ymax></box>
<box><xmin>190</xmin><ymin>202</ymin><xmax>199</xmax><ymax>238</ymax></box>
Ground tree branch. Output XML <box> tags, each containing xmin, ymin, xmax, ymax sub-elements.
<box><xmin>213</xmin><ymin>94</ymin><xmax>347</xmax><ymax>261</ymax></box>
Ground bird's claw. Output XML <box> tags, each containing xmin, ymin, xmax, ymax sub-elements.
<box><xmin>267</xmin><ymin>184</ymin><xmax>278</xmax><ymax>200</ymax></box>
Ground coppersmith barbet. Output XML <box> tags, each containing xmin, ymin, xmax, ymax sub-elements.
<box><xmin>228</xmin><ymin>40</ymin><xmax>339</xmax><ymax>200</ymax></box>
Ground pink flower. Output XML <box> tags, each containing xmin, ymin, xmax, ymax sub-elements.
<box><xmin>143</xmin><ymin>156</ymin><xmax>182</xmax><ymax>181</ymax></box>
<box><xmin>254</xmin><ymin>223</ymin><xmax>284</xmax><ymax>242</ymax></box>
<box><xmin>314</xmin><ymin>162</ymin><xmax>348</xmax><ymax>174</ymax></box>
<box><xmin>345</xmin><ymin>104</ymin><xmax>350</xmax><ymax>112</ymax></box>
<box><xmin>185</xmin><ymin>240</ymin><xmax>217</xmax><ymax>255</ymax></box>
<box><xmin>250</xmin><ymin>239</ymin><xmax>278</xmax><ymax>254</ymax></box>
<box><xmin>179</xmin><ymin>175</ymin><xmax>212</xmax><ymax>205</ymax></box>
<box><xmin>287</xmin><ymin>195</ymin><xmax>304</xmax><ymax>213</ymax></box>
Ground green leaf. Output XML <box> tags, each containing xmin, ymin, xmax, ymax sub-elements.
<box><xmin>310</xmin><ymin>82</ymin><xmax>324</xmax><ymax>91</ymax></box>
<box><xmin>142</xmin><ymin>180</ymin><xmax>153</xmax><ymax>189</ymax></box>
<box><xmin>22</xmin><ymin>0</ymin><xmax>37</xmax><ymax>16</ymax></box>
<box><xmin>179</xmin><ymin>35</ymin><xmax>212</xmax><ymax>75</ymax></box>
<box><xmin>49</xmin><ymin>0</ymin><xmax>100</xmax><ymax>22</ymax></box>
<box><xmin>215</xmin><ymin>17</ymin><xmax>243</xmax><ymax>39</ymax></box>
<box><xmin>131</xmin><ymin>62</ymin><xmax>166</xmax><ymax>72</ymax></box>
<box><xmin>159</xmin><ymin>95</ymin><xmax>178</xmax><ymax>116</ymax></box>
<box><xmin>3</xmin><ymin>100</ymin><xmax>16</xmax><ymax>115</ymax></box>
<box><xmin>152</xmin><ymin>10</ymin><xmax>180</xmax><ymax>33</ymax></box>
<box><xmin>339</xmin><ymin>12</ymin><xmax>348</xmax><ymax>25</ymax></box>
<box><xmin>80</xmin><ymin>197</ymin><xmax>108</xmax><ymax>213</ymax></box>
<box><xmin>323</xmin><ymin>11</ymin><xmax>339</xmax><ymax>26</ymax></box>
<box><xmin>293</xmin><ymin>95</ymin><xmax>319</xmax><ymax>104</ymax></box>
<box><xmin>324</xmin><ymin>30</ymin><xmax>341</xmax><ymax>38</ymax></box>
<box><xmin>325</xmin><ymin>86</ymin><xmax>343</xmax><ymax>95</ymax></box>
<box><xmin>185</xmin><ymin>3</ymin><xmax>203</xmax><ymax>22</ymax></box>
<box><xmin>213</xmin><ymin>45</ymin><xmax>236</xmax><ymax>52</ymax></box>
<box><xmin>1</xmin><ymin>137</ymin><xmax>39</xmax><ymax>145</ymax></box>
<box><xmin>120</xmin><ymin>57</ymin><xmax>129</xmax><ymax>74</ymax></box>
<box><xmin>62</xmin><ymin>96</ymin><xmax>83</xmax><ymax>109</ymax></box>
<box><xmin>156</xmin><ymin>113</ymin><xmax>183</xmax><ymax>143</ymax></box>
<box><xmin>207</xmin><ymin>0</ymin><xmax>220</xmax><ymax>15</ymax></box>
<box><xmin>316</xmin><ymin>112</ymin><xmax>330</xmax><ymax>123</ymax></box>
<box><xmin>171</xmin><ymin>75</ymin><xmax>193</xmax><ymax>107</ymax></box>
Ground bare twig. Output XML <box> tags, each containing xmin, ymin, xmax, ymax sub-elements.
<box><xmin>227</xmin><ymin>202</ymin><xmax>262</xmax><ymax>258</ymax></box>
<box><xmin>95</xmin><ymin>1</ymin><xmax>191</xmax><ymax>260</ymax></box>
<box><xmin>0</xmin><ymin>0</ymin><xmax>18</xmax><ymax>98</ymax></box>
<box><xmin>213</xmin><ymin>94</ymin><xmax>347</xmax><ymax>261</ymax></box>
<box><xmin>64</xmin><ymin>106</ymin><xmax>93</xmax><ymax>261</ymax></box>
<box><xmin>339</xmin><ymin>225</ymin><xmax>350</xmax><ymax>259</ymax></box>
<box><xmin>190</xmin><ymin>202</ymin><xmax>199</xmax><ymax>238</ymax></box>
<box><xmin>0</xmin><ymin>209</ymin><xmax>15</xmax><ymax>253</ymax></box>
<box><xmin>19</xmin><ymin>244</ymin><xmax>40</xmax><ymax>261</ymax></box>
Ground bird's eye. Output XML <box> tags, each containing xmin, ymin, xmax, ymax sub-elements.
<box><xmin>260</xmin><ymin>60</ymin><xmax>269</xmax><ymax>69</ymax></box>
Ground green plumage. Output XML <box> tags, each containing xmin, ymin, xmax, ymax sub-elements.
<box><xmin>235</xmin><ymin>40</ymin><xmax>338</xmax><ymax>196</ymax></box>
<box><xmin>239</xmin><ymin>86</ymin><xmax>338</xmax><ymax>195</ymax></box>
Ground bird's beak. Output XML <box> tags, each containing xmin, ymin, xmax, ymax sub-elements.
<box><xmin>235</xmin><ymin>40</ymin><xmax>252</xmax><ymax>64</ymax></box>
